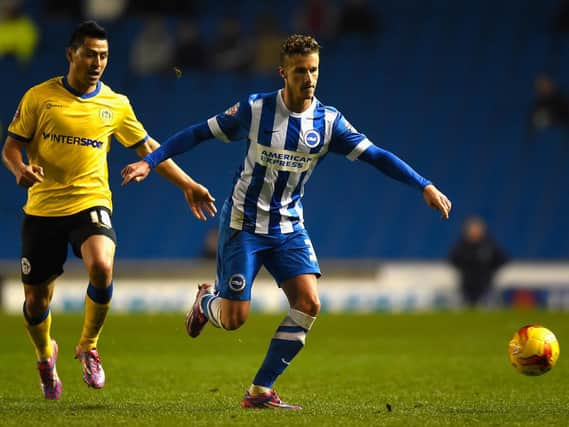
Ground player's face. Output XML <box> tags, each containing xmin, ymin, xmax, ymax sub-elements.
<box><xmin>67</xmin><ymin>37</ymin><xmax>109</xmax><ymax>90</ymax></box>
<box><xmin>281</xmin><ymin>53</ymin><xmax>319</xmax><ymax>103</ymax></box>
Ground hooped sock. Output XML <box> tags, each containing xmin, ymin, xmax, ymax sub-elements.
<box><xmin>251</xmin><ymin>308</ymin><xmax>316</xmax><ymax>389</ymax></box>
<box><xmin>78</xmin><ymin>282</ymin><xmax>113</xmax><ymax>351</ymax></box>
<box><xmin>23</xmin><ymin>303</ymin><xmax>53</xmax><ymax>361</ymax></box>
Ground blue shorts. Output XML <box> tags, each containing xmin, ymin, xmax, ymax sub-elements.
<box><xmin>215</xmin><ymin>204</ymin><xmax>321</xmax><ymax>301</ymax></box>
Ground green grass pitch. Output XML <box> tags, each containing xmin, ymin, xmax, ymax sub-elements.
<box><xmin>1</xmin><ymin>310</ymin><xmax>568</xmax><ymax>426</ymax></box>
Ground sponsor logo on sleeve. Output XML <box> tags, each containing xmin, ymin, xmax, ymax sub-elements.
<box><xmin>12</xmin><ymin>107</ymin><xmax>20</xmax><ymax>122</ymax></box>
<box><xmin>343</xmin><ymin>117</ymin><xmax>358</xmax><ymax>133</ymax></box>
<box><xmin>224</xmin><ymin>102</ymin><xmax>240</xmax><ymax>116</ymax></box>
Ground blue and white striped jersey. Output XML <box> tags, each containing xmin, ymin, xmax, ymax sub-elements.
<box><xmin>207</xmin><ymin>89</ymin><xmax>372</xmax><ymax>235</ymax></box>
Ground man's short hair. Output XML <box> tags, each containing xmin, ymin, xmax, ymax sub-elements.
<box><xmin>280</xmin><ymin>34</ymin><xmax>321</xmax><ymax>65</ymax></box>
<box><xmin>68</xmin><ymin>21</ymin><xmax>107</xmax><ymax>51</ymax></box>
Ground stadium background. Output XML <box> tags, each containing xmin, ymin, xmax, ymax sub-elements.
<box><xmin>1</xmin><ymin>0</ymin><xmax>568</xmax><ymax>312</ymax></box>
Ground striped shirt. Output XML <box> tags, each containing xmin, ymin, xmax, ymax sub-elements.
<box><xmin>208</xmin><ymin>90</ymin><xmax>371</xmax><ymax>235</ymax></box>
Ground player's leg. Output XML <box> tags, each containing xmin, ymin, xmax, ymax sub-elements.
<box><xmin>242</xmin><ymin>274</ymin><xmax>319</xmax><ymax>410</ymax></box>
<box><xmin>242</xmin><ymin>230</ymin><xmax>321</xmax><ymax>410</ymax></box>
<box><xmin>21</xmin><ymin>214</ymin><xmax>67</xmax><ymax>399</ymax></box>
<box><xmin>189</xmin><ymin>283</ymin><xmax>251</xmax><ymax>333</ymax></box>
<box><xmin>186</xmin><ymin>211</ymin><xmax>263</xmax><ymax>336</ymax></box>
<box><xmin>23</xmin><ymin>280</ymin><xmax>56</xmax><ymax>360</ymax></box>
<box><xmin>70</xmin><ymin>207</ymin><xmax>117</xmax><ymax>389</ymax></box>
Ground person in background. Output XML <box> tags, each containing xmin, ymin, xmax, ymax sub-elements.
<box><xmin>527</xmin><ymin>72</ymin><xmax>569</xmax><ymax>142</ymax></box>
<box><xmin>0</xmin><ymin>0</ymin><xmax>40</xmax><ymax>66</ymax></box>
<box><xmin>449</xmin><ymin>216</ymin><xmax>508</xmax><ymax>308</ymax></box>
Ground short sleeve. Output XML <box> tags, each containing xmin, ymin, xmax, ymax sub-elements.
<box><xmin>328</xmin><ymin>112</ymin><xmax>371</xmax><ymax>161</ymax></box>
<box><xmin>7</xmin><ymin>89</ymin><xmax>38</xmax><ymax>143</ymax></box>
<box><xmin>113</xmin><ymin>96</ymin><xmax>148</xmax><ymax>148</ymax></box>
<box><xmin>206</xmin><ymin>97</ymin><xmax>252</xmax><ymax>143</ymax></box>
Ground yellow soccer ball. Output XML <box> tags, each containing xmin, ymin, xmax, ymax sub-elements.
<box><xmin>508</xmin><ymin>325</ymin><xmax>560</xmax><ymax>376</ymax></box>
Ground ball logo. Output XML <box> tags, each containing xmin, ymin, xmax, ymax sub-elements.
<box><xmin>21</xmin><ymin>257</ymin><xmax>31</xmax><ymax>275</ymax></box>
<box><xmin>228</xmin><ymin>274</ymin><xmax>246</xmax><ymax>292</ymax></box>
<box><xmin>99</xmin><ymin>108</ymin><xmax>113</xmax><ymax>123</ymax></box>
<box><xmin>303</xmin><ymin>129</ymin><xmax>321</xmax><ymax>148</ymax></box>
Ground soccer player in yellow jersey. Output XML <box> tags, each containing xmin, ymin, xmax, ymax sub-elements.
<box><xmin>1</xmin><ymin>21</ymin><xmax>217</xmax><ymax>400</ymax></box>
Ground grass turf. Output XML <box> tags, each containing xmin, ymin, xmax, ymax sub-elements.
<box><xmin>0</xmin><ymin>310</ymin><xmax>567</xmax><ymax>426</ymax></box>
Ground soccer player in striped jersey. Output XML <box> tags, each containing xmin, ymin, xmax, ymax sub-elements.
<box><xmin>121</xmin><ymin>34</ymin><xmax>452</xmax><ymax>409</ymax></box>
<box><xmin>2</xmin><ymin>21</ymin><xmax>216</xmax><ymax>400</ymax></box>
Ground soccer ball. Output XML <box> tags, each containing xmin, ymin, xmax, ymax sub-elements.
<box><xmin>508</xmin><ymin>324</ymin><xmax>560</xmax><ymax>376</ymax></box>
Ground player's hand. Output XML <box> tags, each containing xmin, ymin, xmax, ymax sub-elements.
<box><xmin>120</xmin><ymin>160</ymin><xmax>151</xmax><ymax>185</ymax></box>
<box><xmin>16</xmin><ymin>164</ymin><xmax>44</xmax><ymax>188</ymax></box>
<box><xmin>423</xmin><ymin>184</ymin><xmax>452</xmax><ymax>219</ymax></box>
<box><xmin>184</xmin><ymin>182</ymin><xmax>217</xmax><ymax>221</ymax></box>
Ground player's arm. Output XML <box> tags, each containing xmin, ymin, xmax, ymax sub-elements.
<box><xmin>2</xmin><ymin>136</ymin><xmax>44</xmax><ymax>188</ymax></box>
<box><xmin>330</xmin><ymin>113</ymin><xmax>451</xmax><ymax>219</ymax></box>
<box><xmin>131</xmin><ymin>136</ymin><xmax>216</xmax><ymax>221</ymax></box>
<box><xmin>121</xmin><ymin>101</ymin><xmax>248</xmax><ymax>184</ymax></box>
<box><xmin>120</xmin><ymin>121</ymin><xmax>213</xmax><ymax>184</ymax></box>
<box><xmin>121</xmin><ymin>98</ymin><xmax>250</xmax><ymax>186</ymax></box>
<box><xmin>358</xmin><ymin>145</ymin><xmax>451</xmax><ymax>219</ymax></box>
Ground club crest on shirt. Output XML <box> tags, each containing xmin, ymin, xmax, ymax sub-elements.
<box><xmin>99</xmin><ymin>108</ymin><xmax>113</xmax><ymax>123</ymax></box>
<box><xmin>21</xmin><ymin>257</ymin><xmax>31</xmax><ymax>275</ymax></box>
<box><xmin>302</xmin><ymin>129</ymin><xmax>321</xmax><ymax>148</ymax></box>
<box><xmin>224</xmin><ymin>102</ymin><xmax>240</xmax><ymax>116</ymax></box>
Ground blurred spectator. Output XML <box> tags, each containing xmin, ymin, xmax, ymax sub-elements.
<box><xmin>552</xmin><ymin>0</ymin><xmax>569</xmax><ymax>33</ymax></box>
<box><xmin>0</xmin><ymin>0</ymin><xmax>39</xmax><ymax>65</ymax></box>
<box><xmin>200</xmin><ymin>227</ymin><xmax>218</xmax><ymax>260</ymax></box>
<box><xmin>129</xmin><ymin>17</ymin><xmax>174</xmax><ymax>77</ymax></box>
<box><xmin>174</xmin><ymin>20</ymin><xmax>208</xmax><ymax>72</ymax></box>
<box><xmin>527</xmin><ymin>73</ymin><xmax>569</xmax><ymax>140</ymax></box>
<box><xmin>449</xmin><ymin>216</ymin><xmax>509</xmax><ymax>308</ymax></box>
<box><xmin>127</xmin><ymin>0</ymin><xmax>195</xmax><ymax>17</ymax></box>
<box><xmin>82</xmin><ymin>0</ymin><xmax>128</xmax><ymax>23</ymax></box>
<box><xmin>211</xmin><ymin>16</ymin><xmax>253</xmax><ymax>74</ymax></box>
<box><xmin>252</xmin><ymin>11</ymin><xmax>284</xmax><ymax>75</ymax></box>
<box><xmin>292</xmin><ymin>0</ymin><xmax>338</xmax><ymax>42</ymax></box>
<box><xmin>43</xmin><ymin>0</ymin><xmax>81</xmax><ymax>17</ymax></box>
<box><xmin>551</xmin><ymin>0</ymin><xmax>569</xmax><ymax>62</ymax></box>
<box><xmin>337</xmin><ymin>0</ymin><xmax>381</xmax><ymax>41</ymax></box>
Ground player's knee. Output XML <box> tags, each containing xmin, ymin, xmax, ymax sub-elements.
<box><xmin>24</xmin><ymin>293</ymin><xmax>50</xmax><ymax>315</ymax></box>
<box><xmin>87</xmin><ymin>256</ymin><xmax>113</xmax><ymax>284</ymax></box>
<box><xmin>221</xmin><ymin>311</ymin><xmax>248</xmax><ymax>330</ymax></box>
<box><xmin>295</xmin><ymin>296</ymin><xmax>320</xmax><ymax>317</ymax></box>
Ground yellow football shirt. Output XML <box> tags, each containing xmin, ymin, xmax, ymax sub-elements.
<box><xmin>8</xmin><ymin>76</ymin><xmax>148</xmax><ymax>216</ymax></box>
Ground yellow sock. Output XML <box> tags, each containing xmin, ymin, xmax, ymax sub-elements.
<box><xmin>248</xmin><ymin>384</ymin><xmax>271</xmax><ymax>395</ymax></box>
<box><xmin>78</xmin><ymin>295</ymin><xmax>110</xmax><ymax>351</ymax></box>
<box><xmin>24</xmin><ymin>310</ymin><xmax>53</xmax><ymax>361</ymax></box>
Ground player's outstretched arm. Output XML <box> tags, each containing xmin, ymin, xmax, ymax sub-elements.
<box><xmin>121</xmin><ymin>138</ymin><xmax>216</xmax><ymax>221</ymax></box>
<box><xmin>422</xmin><ymin>184</ymin><xmax>452</xmax><ymax>219</ymax></box>
<box><xmin>2</xmin><ymin>136</ymin><xmax>44</xmax><ymax>188</ymax></box>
